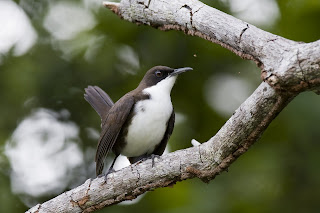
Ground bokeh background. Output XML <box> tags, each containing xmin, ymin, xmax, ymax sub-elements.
<box><xmin>0</xmin><ymin>0</ymin><xmax>320</xmax><ymax>212</ymax></box>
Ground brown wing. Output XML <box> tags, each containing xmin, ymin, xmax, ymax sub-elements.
<box><xmin>84</xmin><ymin>86</ymin><xmax>114</xmax><ymax>122</ymax></box>
<box><xmin>153</xmin><ymin>110</ymin><xmax>175</xmax><ymax>156</ymax></box>
<box><xmin>95</xmin><ymin>95</ymin><xmax>135</xmax><ymax>176</ymax></box>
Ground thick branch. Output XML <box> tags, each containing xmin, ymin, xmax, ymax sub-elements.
<box><xmin>104</xmin><ymin>0</ymin><xmax>320</xmax><ymax>93</ymax></box>
<box><xmin>27</xmin><ymin>0</ymin><xmax>320</xmax><ymax>212</ymax></box>
<box><xmin>27</xmin><ymin>82</ymin><xmax>292</xmax><ymax>213</ymax></box>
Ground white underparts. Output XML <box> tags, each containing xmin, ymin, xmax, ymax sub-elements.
<box><xmin>121</xmin><ymin>76</ymin><xmax>177</xmax><ymax>157</ymax></box>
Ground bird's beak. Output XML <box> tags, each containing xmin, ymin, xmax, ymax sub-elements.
<box><xmin>171</xmin><ymin>67</ymin><xmax>193</xmax><ymax>76</ymax></box>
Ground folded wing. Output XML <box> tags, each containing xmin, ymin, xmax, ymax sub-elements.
<box><xmin>95</xmin><ymin>95</ymin><xmax>135</xmax><ymax>175</ymax></box>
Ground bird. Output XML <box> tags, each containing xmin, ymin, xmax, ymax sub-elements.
<box><xmin>84</xmin><ymin>66</ymin><xmax>192</xmax><ymax>178</ymax></box>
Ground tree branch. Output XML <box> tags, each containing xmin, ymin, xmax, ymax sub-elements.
<box><xmin>27</xmin><ymin>82</ymin><xmax>292</xmax><ymax>213</ymax></box>
<box><xmin>27</xmin><ymin>0</ymin><xmax>320</xmax><ymax>212</ymax></box>
<box><xmin>103</xmin><ymin>0</ymin><xmax>320</xmax><ymax>93</ymax></box>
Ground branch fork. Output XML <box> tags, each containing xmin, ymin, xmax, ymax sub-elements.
<box><xmin>28</xmin><ymin>0</ymin><xmax>320</xmax><ymax>212</ymax></box>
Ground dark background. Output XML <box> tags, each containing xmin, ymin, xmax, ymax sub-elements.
<box><xmin>0</xmin><ymin>0</ymin><xmax>320</xmax><ymax>212</ymax></box>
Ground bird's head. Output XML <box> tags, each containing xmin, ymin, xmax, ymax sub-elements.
<box><xmin>139</xmin><ymin>66</ymin><xmax>192</xmax><ymax>90</ymax></box>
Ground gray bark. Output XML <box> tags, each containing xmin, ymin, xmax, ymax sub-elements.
<box><xmin>27</xmin><ymin>0</ymin><xmax>320</xmax><ymax>212</ymax></box>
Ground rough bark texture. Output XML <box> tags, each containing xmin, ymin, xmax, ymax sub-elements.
<box><xmin>27</xmin><ymin>0</ymin><xmax>320</xmax><ymax>212</ymax></box>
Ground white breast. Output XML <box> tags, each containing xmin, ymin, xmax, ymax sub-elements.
<box><xmin>121</xmin><ymin>76</ymin><xmax>176</xmax><ymax>157</ymax></box>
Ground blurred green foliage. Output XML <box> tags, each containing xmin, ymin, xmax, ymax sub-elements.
<box><xmin>0</xmin><ymin>0</ymin><xmax>320</xmax><ymax>212</ymax></box>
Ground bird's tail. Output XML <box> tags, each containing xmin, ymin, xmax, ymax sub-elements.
<box><xmin>84</xmin><ymin>86</ymin><xmax>114</xmax><ymax>121</ymax></box>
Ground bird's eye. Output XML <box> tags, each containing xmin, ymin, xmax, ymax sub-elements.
<box><xmin>155</xmin><ymin>70</ymin><xmax>163</xmax><ymax>77</ymax></box>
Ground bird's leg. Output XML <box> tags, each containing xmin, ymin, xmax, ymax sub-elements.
<box><xmin>103</xmin><ymin>155</ymin><xmax>118</xmax><ymax>183</ymax></box>
<box><xmin>104</xmin><ymin>167</ymin><xmax>115</xmax><ymax>182</ymax></box>
<box><xmin>128</xmin><ymin>154</ymin><xmax>161</xmax><ymax>167</ymax></box>
<box><xmin>150</xmin><ymin>154</ymin><xmax>160</xmax><ymax>167</ymax></box>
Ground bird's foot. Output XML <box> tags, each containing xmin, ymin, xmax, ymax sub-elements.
<box><xmin>132</xmin><ymin>154</ymin><xmax>160</xmax><ymax>167</ymax></box>
<box><xmin>102</xmin><ymin>168</ymin><xmax>115</xmax><ymax>184</ymax></box>
<box><xmin>150</xmin><ymin>154</ymin><xmax>160</xmax><ymax>168</ymax></box>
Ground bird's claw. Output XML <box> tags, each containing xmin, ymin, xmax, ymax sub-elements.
<box><xmin>102</xmin><ymin>168</ymin><xmax>115</xmax><ymax>184</ymax></box>
<box><xmin>151</xmin><ymin>154</ymin><xmax>160</xmax><ymax>168</ymax></box>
